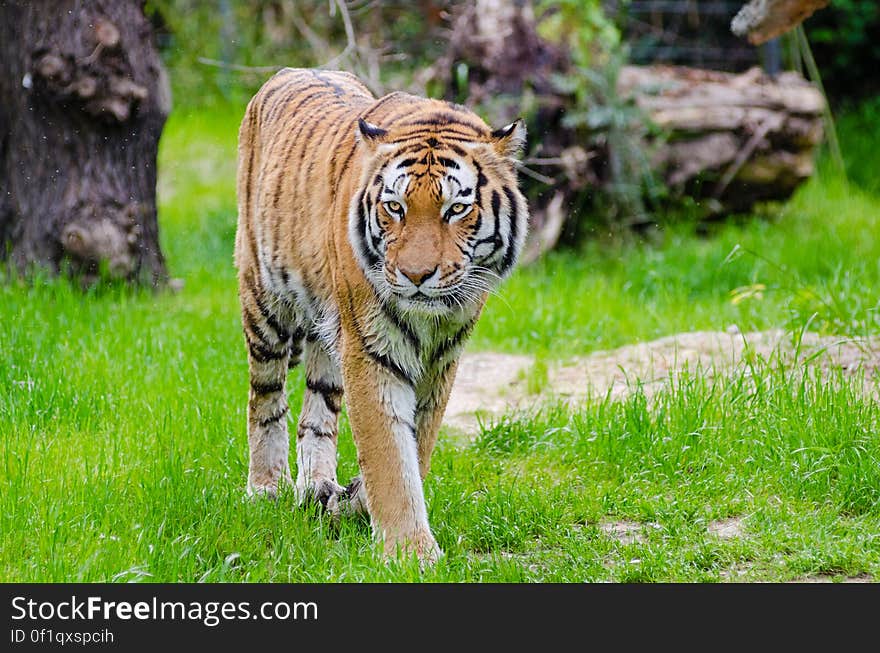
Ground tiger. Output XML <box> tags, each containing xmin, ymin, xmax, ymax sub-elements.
<box><xmin>234</xmin><ymin>67</ymin><xmax>528</xmax><ymax>562</ymax></box>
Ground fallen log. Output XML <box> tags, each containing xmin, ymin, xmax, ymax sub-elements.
<box><xmin>618</xmin><ymin>64</ymin><xmax>824</xmax><ymax>211</ymax></box>
<box><xmin>422</xmin><ymin>0</ymin><xmax>826</xmax><ymax>261</ymax></box>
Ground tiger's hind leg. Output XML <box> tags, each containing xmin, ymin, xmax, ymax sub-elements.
<box><xmin>294</xmin><ymin>337</ymin><xmax>347</xmax><ymax>510</ymax></box>
<box><xmin>241</xmin><ymin>272</ymin><xmax>300</xmax><ymax>498</ymax></box>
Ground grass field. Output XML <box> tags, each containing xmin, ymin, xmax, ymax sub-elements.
<box><xmin>1</xmin><ymin>101</ymin><xmax>878</xmax><ymax>582</ymax></box>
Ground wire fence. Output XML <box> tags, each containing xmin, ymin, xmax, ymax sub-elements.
<box><xmin>606</xmin><ymin>0</ymin><xmax>769</xmax><ymax>72</ymax></box>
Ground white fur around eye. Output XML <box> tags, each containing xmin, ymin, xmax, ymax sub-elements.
<box><xmin>445</xmin><ymin>202</ymin><xmax>472</xmax><ymax>223</ymax></box>
<box><xmin>384</xmin><ymin>201</ymin><xmax>405</xmax><ymax>219</ymax></box>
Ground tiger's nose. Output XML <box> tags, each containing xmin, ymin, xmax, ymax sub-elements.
<box><xmin>399</xmin><ymin>264</ymin><xmax>438</xmax><ymax>286</ymax></box>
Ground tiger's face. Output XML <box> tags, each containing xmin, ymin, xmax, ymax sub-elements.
<box><xmin>350</xmin><ymin>115</ymin><xmax>528</xmax><ymax>317</ymax></box>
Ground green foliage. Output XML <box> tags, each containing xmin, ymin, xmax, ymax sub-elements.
<box><xmin>536</xmin><ymin>0</ymin><xmax>619</xmax><ymax>69</ymax></box>
<box><xmin>804</xmin><ymin>0</ymin><xmax>880</xmax><ymax>102</ymax></box>
<box><xmin>144</xmin><ymin>0</ymin><xmax>456</xmax><ymax>109</ymax></box>
<box><xmin>533</xmin><ymin>3</ymin><xmax>664</xmax><ymax>227</ymax></box>
<box><xmin>552</xmin><ymin>47</ymin><xmax>664</xmax><ymax>227</ymax></box>
<box><xmin>834</xmin><ymin>97</ymin><xmax>880</xmax><ymax>196</ymax></box>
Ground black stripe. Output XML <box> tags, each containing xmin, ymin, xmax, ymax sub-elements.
<box><xmin>491</xmin><ymin>189</ymin><xmax>502</xmax><ymax>223</ymax></box>
<box><xmin>258</xmin><ymin>405</ymin><xmax>289</xmax><ymax>428</ymax></box>
<box><xmin>445</xmin><ymin>142</ymin><xmax>469</xmax><ymax>156</ymax></box>
<box><xmin>392</xmin><ymin>416</ymin><xmax>418</xmax><ymax>441</ymax></box>
<box><xmin>247</xmin><ymin>337</ymin><xmax>287</xmax><ymax>363</ymax></box>
<box><xmin>362</xmin><ymin>92</ymin><xmax>402</xmax><ymax>121</ymax></box>
<box><xmin>470</xmin><ymin>210</ymin><xmax>482</xmax><ymax>238</ymax></box>
<box><xmin>272</xmin><ymin>112</ymin><xmax>325</xmax><ymax>209</ymax></box>
<box><xmin>306</xmin><ymin>378</ymin><xmax>343</xmax><ymax>413</ymax></box>
<box><xmin>473</xmin><ymin>161</ymin><xmax>488</xmax><ymax>207</ymax></box>
<box><xmin>331</xmin><ymin>136</ymin><xmax>359</xmax><ymax>189</ymax></box>
<box><xmin>311</xmin><ymin>68</ymin><xmax>346</xmax><ymax>96</ymax></box>
<box><xmin>250</xmin><ymin>379</ymin><xmax>284</xmax><ymax>395</ymax></box>
<box><xmin>381</xmin><ymin>302</ymin><xmax>421</xmax><ymax>351</ymax></box>
<box><xmin>366</xmin><ymin>194</ymin><xmax>385</xmax><ymax>254</ymax></box>
<box><xmin>355</xmin><ymin>190</ymin><xmax>381</xmax><ymax>267</ymax></box>
<box><xmin>297</xmin><ymin>423</ymin><xmax>335</xmax><ymax>440</ymax></box>
<box><xmin>432</xmin><ymin>319</ymin><xmax>477</xmax><ymax>363</ymax></box>
<box><xmin>474</xmin><ymin>189</ymin><xmax>502</xmax><ymax>251</ymax></box>
<box><xmin>242</xmin><ymin>106</ymin><xmax>258</xmax><ymax>249</ymax></box>
<box><xmin>384</xmin><ymin>132</ymin><xmax>486</xmax><ymax>149</ymax></box>
<box><xmin>437</xmin><ymin>156</ymin><xmax>459</xmax><ymax>169</ymax></box>
<box><xmin>500</xmin><ymin>187</ymin><xmax>520</xmax><ymax>274</ymax></box>
<box><xmin>433</xmin><ymin>355</ymin><xmax>458</xmax><ymax>386</ymax></box>
<box><xmin>345</xmin><ymin>289</ymin><xmax>416</xmax><ymax>387</ymax></box>
<box><xmin>400</xmin><ymin>113</ymin><xmax>486</xmax><ymax>132</ymax></box>
<box><xmin>241</xmin><ymin>305</ymin><xmax>275</xmax><ymax>348</ymax></box>
<box><xmin>262</xmin><ymin>84</ymin><xmax>316</xmax><ymax>126</ymax></box>
<box><xmin>288</xmin><ymin>331</ymin><xmax>303</xmax><ymax>368</ymax></box>
<box><xmin>365</xmin><ymin>347</ymin><xmax>414</xmax><ymax>387</ymax></box>
<box><xmin>285</xmin><ymin>89</ymin><xmax>334</xmax><ymax>117</ymax></box>
<box><xmin>252</xmin><ymin>290</ymin><xmax>292</xmax><ymax>342</ymax></box>
<box><xmin>257</xmin><ymin>81</ymin><xmax>297</xmax><ymax>117</ymax></box>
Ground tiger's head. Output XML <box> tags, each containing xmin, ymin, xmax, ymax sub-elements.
<box><xmin>349</xmin><ymin>102</ymin><xmax>528</xmax><ymax>317</ymax></box>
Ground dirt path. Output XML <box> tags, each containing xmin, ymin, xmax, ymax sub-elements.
<box><xmin>445</xmin><ymin>329</ymin><xmax>880</xmax><ymax>432</ymax></box>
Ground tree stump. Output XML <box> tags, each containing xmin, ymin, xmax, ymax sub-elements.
<box><xmin>0</xmin><ymin>0</ymin><xmax>171</xmax><ymax>286</ymax></box>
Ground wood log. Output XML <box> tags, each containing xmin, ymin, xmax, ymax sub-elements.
<box><xmin>617</xmin><ymin>64</ymin><xmax>824</xmax><ymax>211</ymax></box>
<box><xmin>731</xmin><ymin>0</ymin><xmax>829</xmax><ymax>45</ymax></box>
<box><xmin>427</xmin><ymin>0</ymin><xmax>827</xmax><ymax>260</ymax></box>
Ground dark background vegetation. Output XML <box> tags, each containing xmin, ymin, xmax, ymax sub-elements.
<box><xmin>142</xmin><ymin>0</ymin><xmax>880</xmax><ymax>235</ymax></box>
<box><xmin>145</xmin><ymin>1</ymin><xmax>880</xmax><ymax>107</ymax></box>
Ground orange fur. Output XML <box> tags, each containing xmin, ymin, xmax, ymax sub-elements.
<box><xmin>235</xmin><ymin>68</ymin><xmax>528</xmax><ymax>562</ymax></box>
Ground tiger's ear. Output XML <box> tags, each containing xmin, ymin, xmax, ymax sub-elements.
<box><xmin>490</xmin><ymin>118</ymin><xmax>527</xmax><ymax>158</ymax></box>
<box><xmin>357</xmin><ymin>118</ymin><xmax>388</xmax><ymax>150</ymax></box>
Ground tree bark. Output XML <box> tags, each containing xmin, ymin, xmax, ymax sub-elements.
<box><xmin>617</xmin><ymin>65</ymin><xmax>824</xmax><ymax>211</ymax></box>
<box><xmin>0</xmin><ymin>0</ymin><xmax>171</xmax><ymax>286</ymax></box>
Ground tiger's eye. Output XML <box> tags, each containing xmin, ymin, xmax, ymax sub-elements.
<box><xmin>451</xmin><ymin>203</ymin><xmax>466</xmax><ymax>214</ymax></box>
<box><xmin>386</xmin><ymin>201</ymin><xmax>402</xmax><ymax>213</ymax></box>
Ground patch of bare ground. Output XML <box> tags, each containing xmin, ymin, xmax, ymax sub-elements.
<box><xmin>599</xmin><ymin>520</ymin><xmax>646</xmax><ymax>546</ymax></box>
<box><xmin>708</xmin><ymin>517</ymin><xmax>745</xmax><ymax>540</ymax></box>
<box><xmin>790</xmin><ymin>573</ymin><xmax>874</xmax><ymax>583</ymax></box>
<box><xmin>444</xmin><ymin>329</ymin><xmax>880</xmax><ymax>432</ymax></box>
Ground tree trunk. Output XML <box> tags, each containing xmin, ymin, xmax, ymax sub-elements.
<box><xmin>0</xmin><ymin>0</ymin><xmax>171</xmax><ymax>286</ymax></box>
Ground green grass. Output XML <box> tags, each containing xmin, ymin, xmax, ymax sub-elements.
<box><xmin>473</xmin><ymin>173</ymin><xmax>880</xmax><ymax>356</ymax></box>
<box><xmin>1</xmin><ymin>102</ymin><xmax>879</xmax><ymax>582</ymax></box>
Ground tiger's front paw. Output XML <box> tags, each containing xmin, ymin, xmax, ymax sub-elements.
<box><xmin>330</xmin><ymin>475</ymin><xmax>369</xmax><ymax>518</ymax></box>
<box><xmin>384</xmin><ymin>528</ymin><xmax>442</xmax><ymax>566</ymax></box>
<box><xmin>246</xmin><ymin>473</ymin><xmax>292</xmax><ymax>500</ymax></box>
<box><xmin>297</xmin><ymin>478</ymin><xmax>348</xmax><ymax>512</ymax></box>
